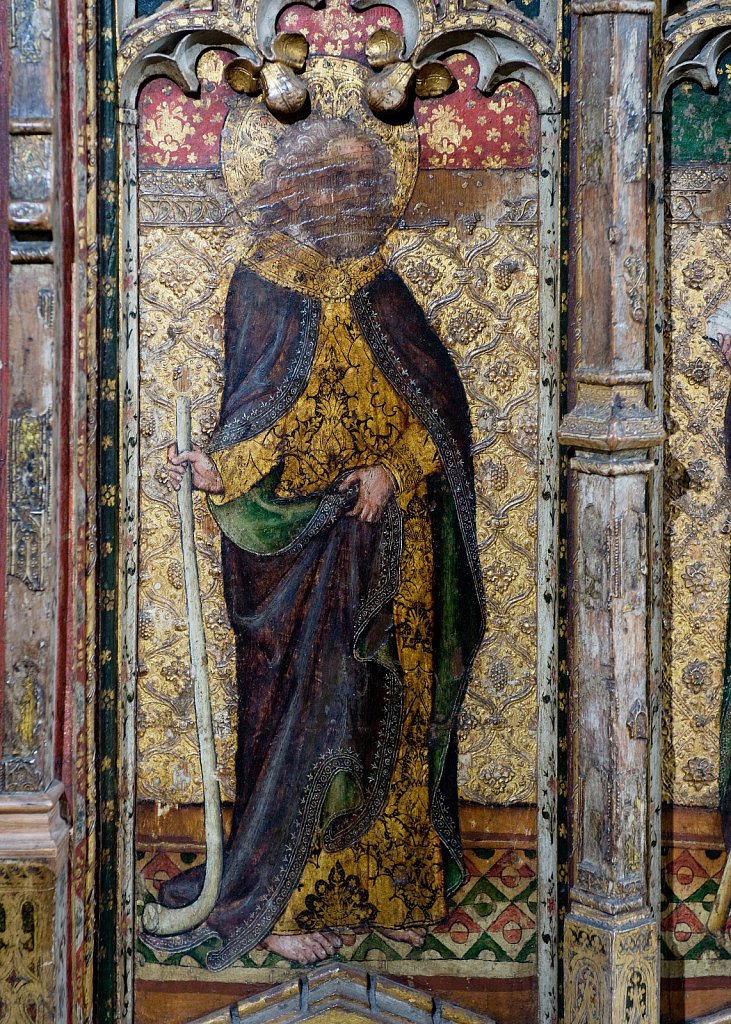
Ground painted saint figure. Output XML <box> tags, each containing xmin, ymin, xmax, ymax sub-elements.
<box><xmin>163</xmin><ymin>114</ymin><xmax>485</xmax><ymax>970</ymax></box>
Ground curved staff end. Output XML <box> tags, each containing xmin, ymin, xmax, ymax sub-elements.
<box><xmin>142</xmin><ymin>396</ymin><xmax>224</xmax><ymax>936</ymax></box>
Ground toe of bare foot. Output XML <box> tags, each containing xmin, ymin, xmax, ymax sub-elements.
<box><xmin>402</xmin><ymin>927</ymin><xmax>426</xmax><ymax>947</ymax></box>
<box><xmin>261</xmin><ymin>932</ymin><xmax>340</xmax><ymax>965</ymax></box>
<box><xmin>323</xmin><ymin>928</ymin><xmax>343</xmax><ymax>950</ymax></box>
<box><xmin>377</xmin><ymin>927</ymin><xmax>427</xmax><ymax>947</ymax></box>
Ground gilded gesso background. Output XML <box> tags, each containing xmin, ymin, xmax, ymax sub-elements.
<box><xmin>662</xmin><ymin>62</ymin><xmax>731</xmax><ymax>808</ymax></box>
<box><xmin>135</xmin><ymin>36</ymin><xmax>541</xmax><ymax>808</ymax></box>
<box><xmin>664</xmin><ymin>191</ymin><xmax>731</xmax><ymax>806</ymax></box>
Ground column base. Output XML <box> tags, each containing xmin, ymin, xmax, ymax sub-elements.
<box><xmin>0</xmin><ymin>781</ymin><xmax>69</xmax><ymax>1024</ymax></box>
<box><xmin>564</xmin><ymin>910</ymin><xmax>658</xmax><ymax>1024</ymax></box>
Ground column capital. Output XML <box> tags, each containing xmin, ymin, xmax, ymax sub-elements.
<box><xmin>558</xmin><ymin>385</ymin><xmax>665</xmax><ymax>452</ymax></box>
<box><xmin>0</xmin><ymin>780</ymin><xmax>69</xmax><ymax>874</ymax></box>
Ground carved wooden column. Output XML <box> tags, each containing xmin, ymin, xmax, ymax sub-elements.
<box><xmin>0</xmin><ymin>0</ymin><xmax>71</xmax><ymax>1016</ymax></box>
<box><xmin>559</xmin><ymin>2</ymin><xmax>664</xmax><ymax>1021</ymax></box>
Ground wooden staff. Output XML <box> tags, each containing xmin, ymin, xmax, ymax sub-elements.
<box><xmin>708</xmin><ymin>848</ymin><xmax>731</xmax><ymax>936</ymax></box>
<box><xmin>143</xmin><ymin>396</ymin><xmax>224</xmax><ymax>936</ymax></box>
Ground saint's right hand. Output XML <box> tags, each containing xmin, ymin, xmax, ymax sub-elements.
<box><xmin>167</xmin><ymin>443</ymin><xmax>224</xmax><ymax>494</ymax></box>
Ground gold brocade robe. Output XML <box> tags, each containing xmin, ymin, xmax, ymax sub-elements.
<box><xmin>210</xmin><ymin>238</ymin><xmax>448</xmax><ymax>931</ymax></box>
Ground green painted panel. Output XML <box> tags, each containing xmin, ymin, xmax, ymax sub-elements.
<box><xmin>667</xmin><ymin>50</ymin><xmax>731</xmax><ymax>164</ymax></box>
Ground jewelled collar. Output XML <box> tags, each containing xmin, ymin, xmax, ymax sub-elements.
<box><xmin>241</xmin><ymin>231</ymin><xmax>386</xmax><ymax>300</ymax></box>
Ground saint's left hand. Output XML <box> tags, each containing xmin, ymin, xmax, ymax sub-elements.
<box><xmin>339</xmin><ymin>465</ymin><xmax>395</xmax><ymax>523</ymax></box>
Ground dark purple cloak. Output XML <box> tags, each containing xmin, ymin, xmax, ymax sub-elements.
<box><xmin>153</xmin><ymin>263</ymin><xmax>486</xmax><ymax>970</ymax></box>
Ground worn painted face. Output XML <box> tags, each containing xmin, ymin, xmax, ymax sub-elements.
<box><xmin>253</xmin><ymin>123</ymin><xmax>398</xmax><ymax>259</ymax></box>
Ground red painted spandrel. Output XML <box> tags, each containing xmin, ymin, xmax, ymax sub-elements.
<box><xmin>278</xmin><ymin>1</ymin><xmax>538</xmax><ymax>170</ymax></box>
<box><xmin>415</xmin><ymin>55</ymin><xmax>538</xmax><ymax>170</ymax></box>
<box><xmin>137</xmin><ymin>44</ymin><xmax>538</xmax><ymax>173</ymax></box>
<box><xmin>277</xmin><ymin>0</ymin><xmax>402</xmax><ymax>60</ymax></box>
<box><xmin>138</xmin><ymin>50</ymin><xmax>236</xmax><ymax>169</ymax></box>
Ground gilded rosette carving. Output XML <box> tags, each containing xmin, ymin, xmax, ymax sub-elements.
<box><xmin>663</xmin><ymin>164</ymin><xmax>731</xmax><ymax>807</ymax></box>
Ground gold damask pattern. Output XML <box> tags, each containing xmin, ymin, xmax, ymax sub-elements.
<box><xmin>137</xmin><ymin>225</ymin><xmax>243</xmax><ymax>804</ymax></box>
<box><xmin>212</xmin><ymin>303</ymin><xmax>439</xmax><ymax>503</ymax></box>
<box><xmin>136</xmin><ymin>177</ymin><xmax>539</xmax><ymax>807</ymax></box>
<box><xmin>663</xmin><ymin>165</ymin><xmax>731</xmax><ymax>806</ymax></box>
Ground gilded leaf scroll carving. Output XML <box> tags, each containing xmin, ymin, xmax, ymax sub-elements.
<box><xmin>0</xmin><ymin>865</ymin><xmax>56</xmax><ymax>1024</ymax></box>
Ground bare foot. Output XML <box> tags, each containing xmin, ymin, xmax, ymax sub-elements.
<box><xmin>377</xmin><ymin>927</ymin><xmax>426</xmax><ymax>947</ymax></box>
<box><xmin>261</xmin><ymin>930</ymin><xmax>343</xmax><ymax>964</ymax></box>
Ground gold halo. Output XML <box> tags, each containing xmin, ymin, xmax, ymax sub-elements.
<box><xmin>220</xmin><ymin>57</ymin><xmax>419</xmax><ymax>228</ymax></box>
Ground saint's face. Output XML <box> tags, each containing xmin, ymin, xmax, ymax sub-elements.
<box><xmin>256</xmin><ymin>128</ymin><xmax>398</xmax><ymax>260</ymax></box>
